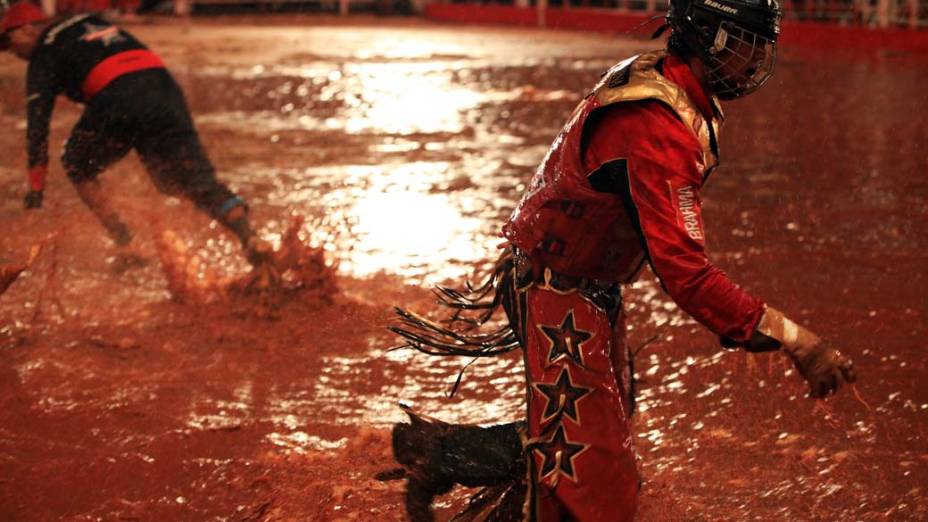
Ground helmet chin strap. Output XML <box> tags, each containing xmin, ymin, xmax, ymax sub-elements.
<box><xmin>651</xmin><ymin>23</ymin><xmax>671</xmax><ymax>39</ymax></box>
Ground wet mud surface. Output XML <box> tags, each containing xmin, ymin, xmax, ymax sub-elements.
<box><xmin>1</xmin><ymin>16</ymin><xmax>927</xmax><ymax>521</ymax></box>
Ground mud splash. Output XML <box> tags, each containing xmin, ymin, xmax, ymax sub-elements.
<box><xmin>156</xmin><ymin>215</ymin><xmax>338</xmax><ymax>313</ymax></box>
<box><xmin>0</xmin><ymin>16</ymin><xmax>925</xmax><ymax>522</ymax></box>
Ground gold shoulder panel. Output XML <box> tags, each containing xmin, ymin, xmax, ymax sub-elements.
<box><xmin>593</xmin><ymin>50</ymin><xmax>720</xmax><ymax>171</ymax></box>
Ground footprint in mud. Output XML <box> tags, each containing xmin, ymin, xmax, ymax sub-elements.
<box><xmin>156</xmin><ymin>215</ymin><xmax>339</xmax><ymax>314</ymax></box>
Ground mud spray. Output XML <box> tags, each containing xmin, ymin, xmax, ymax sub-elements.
<box><xmin>1</xmin><ymin>17</ymin><xmax>925</xmax><ymax>522</ymax></box>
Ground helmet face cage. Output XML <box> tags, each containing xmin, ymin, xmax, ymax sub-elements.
<box><xmin>668</xmin><ymin>0</ymin><xmax>781</xmax><ymax>100</ymax></box>
<box><xmin>703</xmin><ymin>21</ymin><xmax>777</xmax><ymax>100</ymax></box>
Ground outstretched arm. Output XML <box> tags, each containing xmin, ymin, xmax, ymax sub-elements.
<box><xmin>750</xmin><ymin>308</ymin><xmax>856</xmax><ymax>397</ymax></box>
<box><xmin>584</xmin><ymin>101</ymin><xmax>855</xmax><ymax>397</ymax></box>
<box><xmin>23</xmin><ymin>59</ymin><xmax>57</xmax><ymax>208</ymax></box>
<box><xmin>585</xmin><ymin>101</ymin><xmax>764</xmax><ymax>341</ymax></box>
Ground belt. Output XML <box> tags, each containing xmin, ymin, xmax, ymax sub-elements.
<box><xmin>82</xmin><ymin>49</ymin><xmax>165</xmax><ymax>101</ymax></box>
<box><xmin>511</xmin><ymin>248</ymin><xmax>622</xmax><ymax>316</ymax></box>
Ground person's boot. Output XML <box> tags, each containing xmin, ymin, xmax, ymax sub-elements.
<box><xmin>390</xmin><ymin>405</ymin><xmax>525</xmax><ymax>521</ymax></box>
<box><xmin>243</xmin><ymin>236</ymin><xmax>274</xmax><ymax>267</ymax></box>
<box><xmin>219</xmin><ymin>204</ymin><xmax>272</xmax><ymax>267</ymax></box>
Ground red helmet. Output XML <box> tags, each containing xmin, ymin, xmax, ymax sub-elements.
<box><xmin>0</xmin><ymin>1</ymin><xmax>47</xmax><ymax>50</ymax></box>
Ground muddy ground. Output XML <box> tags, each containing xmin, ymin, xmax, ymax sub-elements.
<box><xmin>1</xmin><ymin>15</ymin><xmax>926</xmax><ymax>521</ymax></box>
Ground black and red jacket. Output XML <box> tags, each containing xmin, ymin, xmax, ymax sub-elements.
<box><xmin>25</xmin><ymin>14</ymin><xmax>165</xmax><ymax>190</ymax></box>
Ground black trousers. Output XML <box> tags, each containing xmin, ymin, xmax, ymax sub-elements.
<box><xmin>62</xmin><ymin>68</ymin><xmax>240</xmax><ymax>220</ymax></box>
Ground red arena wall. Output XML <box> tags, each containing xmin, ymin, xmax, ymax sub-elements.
<box><xmin>425</xmin><ymin>4</ymin><xmax>928</xmax><ymax>54</ymax></box>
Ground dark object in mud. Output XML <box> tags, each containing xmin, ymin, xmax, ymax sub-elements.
<box><xmin>0</xmin><ymin>244</ymin><xmax>42</xmax><ymax>297</ymax></box>
<box><xmin>386</xmin><ymin>405</ymin><xmax>526</xmax><ymax>522</ymax></box>
<box><xmin>0</xmin><ymin>264</ymin><xmax>28</xmax><ymax>296</ymax></box>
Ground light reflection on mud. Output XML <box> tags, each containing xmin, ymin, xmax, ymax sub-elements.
<box><xmin>342</xmin><ymin>63</ymin><xmax>482</xmax><ymax>135</ymax></box>
<box><xmin>1</xmin><ymin>21</ymin><xmax>926</xmax><ymax>521</ymax></box>
<box><xmin>310</xmin><ymin>346</ymin><xmax>525</xmax><ymax>427</ymax></box>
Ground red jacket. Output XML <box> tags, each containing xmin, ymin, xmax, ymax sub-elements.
<box><xmin>503</xmin><ymin>51</ymin><xmax>764</xmax><ymax>342</ymax></box>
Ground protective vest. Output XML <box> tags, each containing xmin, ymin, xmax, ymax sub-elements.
<box><xmin>502</xmin><ymin>51</ymin><xmax>723</xmax><ymax>282</ymax></box>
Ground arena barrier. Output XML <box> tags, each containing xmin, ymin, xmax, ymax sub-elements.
<box><xmin>424</xmin><ymin>0</ymin><xmax>925</xmax><ymax>29</ymax></box>
<box><xmin>34</xmin><ymin>0</ymin><xmax>926</xmax><ymax>47</ymax></box>
<box><xmin>424</xmin><ymin>2</ymin><xmax>928</xmax><ymax>53</ymax></box>
<box><xmin>47</xmin><ymin>0</ymin><xmax>398</xmax><ymax>16</ymax></box>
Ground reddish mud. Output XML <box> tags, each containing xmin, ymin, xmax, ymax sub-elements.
<box><xmin>1</xmin><ymin>16</ymin><xmax>926</xmax><ymax>521</ymax></box>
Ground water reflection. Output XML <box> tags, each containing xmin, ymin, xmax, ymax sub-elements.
<box><xmin>308</xmin><ymin>346</ymin><xmax>525</xmax><ymax>427</ymax></box>
<box><xmin>342</xmin><ymin>63</ymin><xmax>483</xmax><ymax>135</ymax></box>
<box><xmin>2</xmin><ymin>24</ymin><xmax>926</xmax><ymax>521</ymax></box>
<box><xmin>259</xmin><ymin>161</ymin><xmax>498</xmax><ymax>282</ymax></box>
<box><xmin>343</xmin><ymin>180</ymin><xmax>485</xmax><ymax>279</ymax></box>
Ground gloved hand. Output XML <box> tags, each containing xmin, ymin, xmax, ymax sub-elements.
<box><xmin>784</xmin><ymin>340</ymin><xmax>856</xmax><ymax>398</ymax></box>
<box><xmin>756</xmin><ymin>307</ymin><xmax>857</xmax><ymax>398</ymax></box>
<box><xmin>24</xmin><ymin>190</ymin><xmax>43</xmax><ymax>209</ymax></box>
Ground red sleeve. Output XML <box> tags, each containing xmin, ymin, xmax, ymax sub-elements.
<box><xmin>583</xmin><ymin>101</ymin><xmax>765</xmax><ymax>342</ymax></box>
<box><xmin>28</xmin><ymin>165</ymin><xmax>47</xmax><ymax>191</ymax></box>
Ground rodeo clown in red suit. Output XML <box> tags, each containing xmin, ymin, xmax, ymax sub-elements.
<box><xmin>0</xmin><ymin>1</ymin><xmax>269</xmax><ymax>265</ymax></box>
<box><xmin>388</xmin><ymin>0</ymin><xmax>857</xmax><ymax>520</ymax></box>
